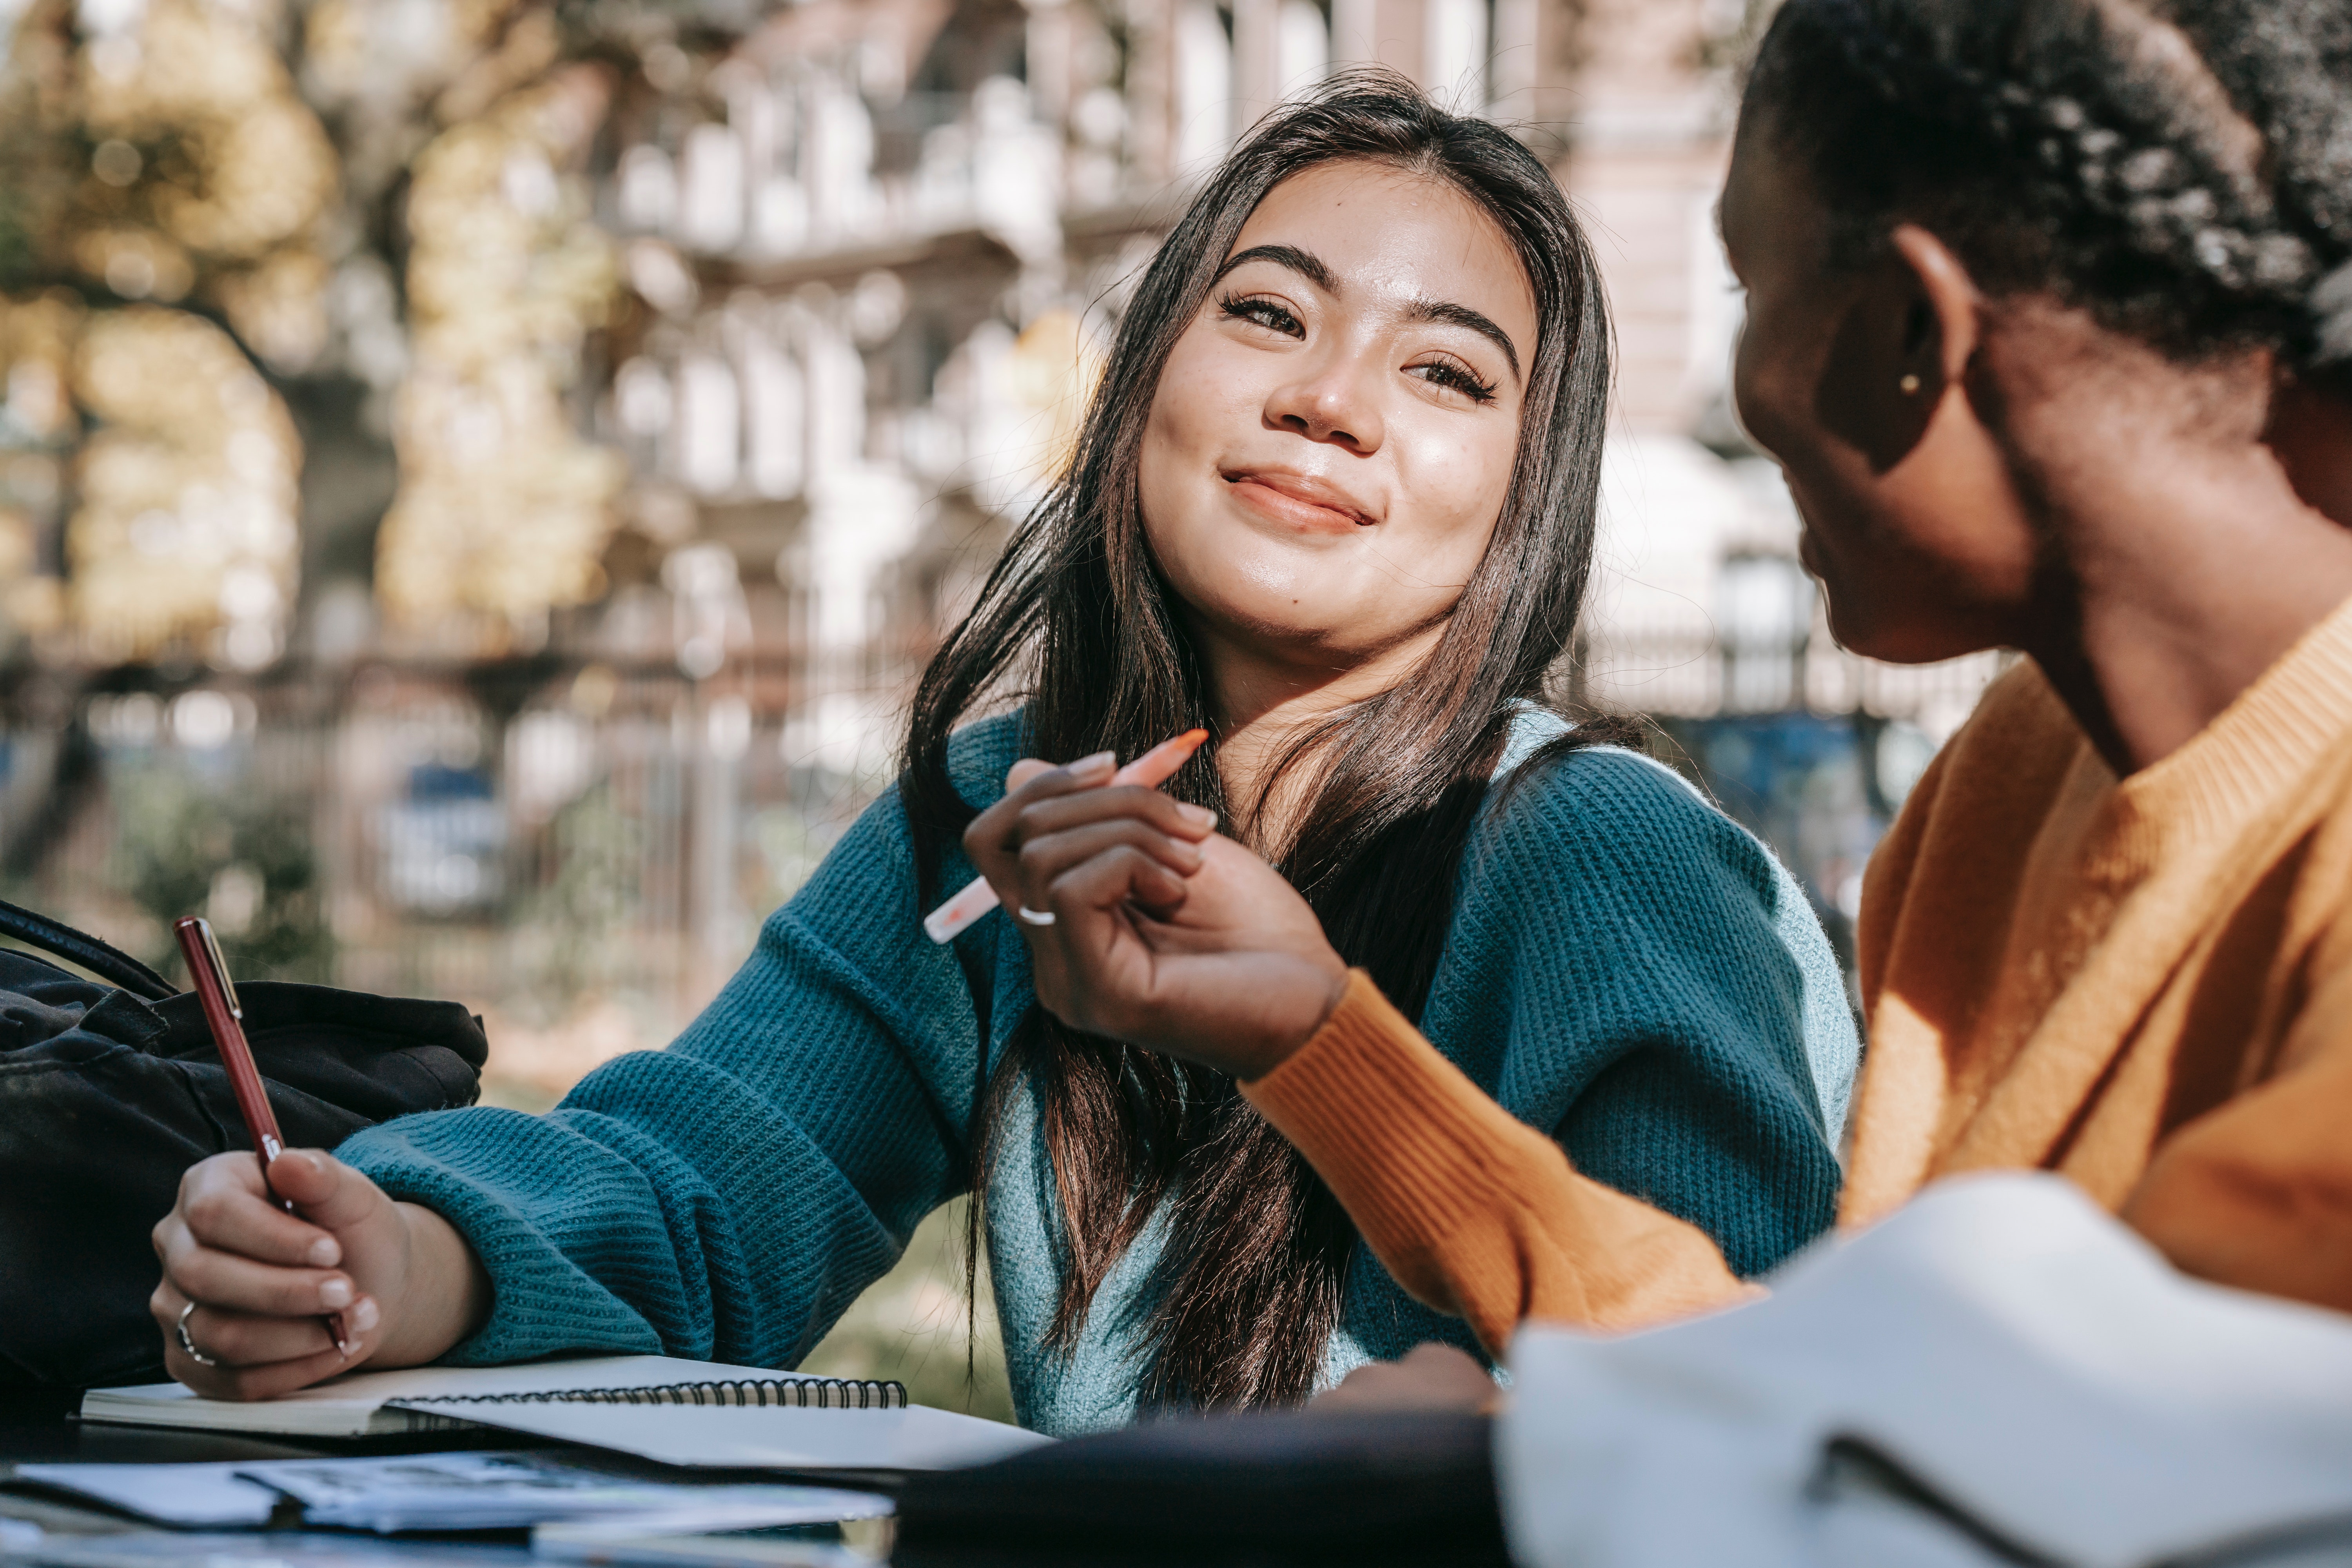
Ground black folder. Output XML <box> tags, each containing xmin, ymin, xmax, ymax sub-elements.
<box><xmin>893</xmin><ymin>1408</ymin><xmax>1508</xmax><ymax>1566</ymax></box>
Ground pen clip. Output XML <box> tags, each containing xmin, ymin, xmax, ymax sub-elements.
<box><xmin>189</xmin><ymin>916</ymin><xmax>241</xmax><ymax>1020</ymax></box>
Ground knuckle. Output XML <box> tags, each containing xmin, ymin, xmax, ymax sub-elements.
<box><xmin>184</xmin><ymin>1187</ymin><xmax>235</xmax><ymax>1234</ymax></box>
<box><xmin>171</xmin><ymin>1249</ymin><xmax>220</xmax><ymax>1298</ymax></box>
<box><xmin>199</xmin><ymin>1317</ymin><xmax>250</xmax><ymax>1362</ymax></box>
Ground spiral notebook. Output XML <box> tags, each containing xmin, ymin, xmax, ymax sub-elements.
<box><xmin>78</xmin><ymin>1355</ymin><xmax>907</xmax><ymax>1440</ymax></box>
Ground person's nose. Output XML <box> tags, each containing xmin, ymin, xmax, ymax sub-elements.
<box><xmin>1263</xmin><ymin>342</ymin><xmax>1385</xmax><ymax>454</ymax></box>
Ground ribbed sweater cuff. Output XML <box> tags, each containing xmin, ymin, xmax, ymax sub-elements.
<box><xmin>1244</xmin><ymin>969</ymin><xmax>1481</xmax><ymax>1166</ymax></box>
<box><xmin>1242</xmin><ymin>969</ymin><xmax>1534</xmax><ymax>1348</ymax></box>
<box><xmin>1243</xmin><ymin>971</ymin><xmax>1757</xmax><ymax>1349</ymax></box>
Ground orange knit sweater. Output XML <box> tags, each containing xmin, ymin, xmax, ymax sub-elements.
<box><xmin>1244</xmin><ymin>599</ymin><xmax>2352</xmax><ymax>1353</ymax></box>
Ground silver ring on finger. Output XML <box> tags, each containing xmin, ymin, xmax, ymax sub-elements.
<box><xmin>1016</xmin><ymin>905</ymin><xmax>1058</xmax><ymax>927</ymax></box>
<box><xmin>176</xmin><ymin>1300</ymin><xmax>219</xmax><ymax>1368</ymax></box>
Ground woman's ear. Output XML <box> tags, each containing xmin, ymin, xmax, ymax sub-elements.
<box><xmin>1888</xmin><ymin>223</ymin><xmax>1984</xmax><ymax>390</ymax></box>
<box><xmin>1810</xmin><ymin>223</ymin><xmax>1983</xmax><ymax>476</ymax></box>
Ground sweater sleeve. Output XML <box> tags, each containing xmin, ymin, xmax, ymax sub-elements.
<box><xmin>1443</xmin><ymin>748</ymin><xmax>1854</xmax><ymax>1273</ymax></box>
<box><xmin>2123</xmin><ymin>904</ymin><xmax>2352</xmax><ymax>1313</ymax></box>
<box><xmin>334</xmin><ymin>737</ymin><xmax>1009</xmax><ymax>1370</ymax></box>
<box><xmin>1243</xmin><ymin>972</ymin><xmax>1757</xmax><ymax>1354</ymax></box>
<box><xmin>1263</xmin><ymin>746</ymin><xmax>1855</xmax><ymax>1357</ymax></box>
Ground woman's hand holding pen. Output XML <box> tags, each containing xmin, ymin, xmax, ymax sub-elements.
<box><xmin>151</xmin><ymin>1149</ymin><xmax>486</xmax><ymax>1398</ymax></box>
<box><xmin>963</xmin><ymin>755</ymin><xmax>1350</xmax><ymax>1080</ymax></box>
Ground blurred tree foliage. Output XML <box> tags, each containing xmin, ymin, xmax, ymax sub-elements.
<box><xmin>514</xmin><ymin>778</ymin><xmax>641</xmax><ymax>1007</ymax></box>
<box><xmin>0</xmin><ymin>0</ymin><xmax>703</xmax><ymax>663</ymax></box>
<box><xmin>108</xmin><ymin>765</ymin><xmax>332</xmax><ymax>981</ymax></box>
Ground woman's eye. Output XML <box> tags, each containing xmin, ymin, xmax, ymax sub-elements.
<box><xmin>1408</xmin><ymin>357</ymin><xmax>1498</xmax><ymax>405</ymax></box>
<box><xmin>1217</xmin><ymin>294</ymin><xmax>1305</xmax><ymax>338</ymax></box>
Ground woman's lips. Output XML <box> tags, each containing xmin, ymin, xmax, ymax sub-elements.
<box><xmin>1223</xmin><ymin>470</ymin><xmax>1378</xmax><ymax>533</ymax></box>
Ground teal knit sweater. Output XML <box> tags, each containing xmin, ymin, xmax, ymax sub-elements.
<box><xmin>338</xmin><ymin>712</ymin><xmax>1858</xmax><ymax>1436</ymax></box>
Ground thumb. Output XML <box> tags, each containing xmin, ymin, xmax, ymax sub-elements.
<box><xmin>268</xmin><ymin>1149</ymin><xmax>390</xmax><ymax>1235</ymax></box>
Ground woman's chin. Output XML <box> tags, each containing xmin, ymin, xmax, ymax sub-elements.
<box><xmin>1186</xmin><ymin>587</ymin><xmax>1399</xmax><ymax>662</ymax></box>
<box><xmin>1824</xmin><ymin>602</ymin><xmax>1995</xmax><ymax>667</ymax></box>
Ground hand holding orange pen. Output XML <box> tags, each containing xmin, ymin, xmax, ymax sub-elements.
<box><xmin>923</xmin><ymin>728</ymin><xmax>1210</xmax><ymax>943</ymax></box>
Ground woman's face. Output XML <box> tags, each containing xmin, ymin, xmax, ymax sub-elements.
<box><xmin>1720</xmin><ymin>121</ymin><xmax>2040</xmax><ymax>664</ymax></box>
<box><xmin>1137</xmin><ymin>160</ymin><xmax>1537</xmax><ymax>673</ymax></box>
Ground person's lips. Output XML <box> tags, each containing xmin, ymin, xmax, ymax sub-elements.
<box><xmin>1222</xmin><ymin>468</ymin><xmax>1380</xmax><ymax>532</ymax></box>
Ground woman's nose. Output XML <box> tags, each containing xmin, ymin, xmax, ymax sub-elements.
<box><xmin>1263</xmin><ymin>350</ymin><xmax>1385</xmax><ymax>453</ymax></box>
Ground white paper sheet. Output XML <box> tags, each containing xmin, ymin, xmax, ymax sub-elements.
<box><xmin>415</xmin><ymin>1403</ymin><xmax>1051</xmax><ymax>1473</ymax></box>
<box><xmin>80</xmin><ymin>1355</ymin><xmax>891</xmax><ymax>1439</ymax></box>
<box><xmin>236</xmin><ymin>1452</ymin><xmax>890</xmax><ymax>1534</ymax></box>
<box><xmin>11</xmin><ymin>1462</ymin><xmax>281</xmax><ymax>1527</ymax></box>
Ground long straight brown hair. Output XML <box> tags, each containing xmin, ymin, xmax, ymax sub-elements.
<box><xmin>900</xmin><ymin>73</ymin><xmax>1615</xmax><ymax>1412</ymax></box>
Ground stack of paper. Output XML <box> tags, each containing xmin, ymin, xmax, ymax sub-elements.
<box><xmin>13</xmin><ymin>1453</ymin><xmax>891</xmax><ymax>1536</ymax></box>
<box><xmin>241</xmin><ymin>1454</ymin><xmax>893</xmax><ymax>1534</ymax></box>
<box><xmin>421</xmin><ymin>1403</ymin><xmax>1049</xmax><ymax>1474</ymax></box>
<box><xmin>78</xmin><ymin>1356</ymin><xmax>893</xmax><ymax>1440</ymax></box>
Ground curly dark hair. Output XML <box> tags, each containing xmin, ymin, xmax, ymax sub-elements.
<box><xmin>1744</xmin><ymin>0</ymin><xmax>2352</xmax><ymax>382</ymax></box>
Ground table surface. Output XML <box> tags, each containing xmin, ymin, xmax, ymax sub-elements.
<box><xmin>0</xmin><ymin>1388</ymin><xmax>566</xmax><ymax>1563</ymax></box>
<box><xmin>0</xmin><ymin>1390</ymin><xmax>1494</xmax><ymax>1567</ymax></box>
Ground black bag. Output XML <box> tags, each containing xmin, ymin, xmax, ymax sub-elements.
<box><xmin>0</xmin><ymin>900</ymin><xmax>486</xmax><ymax>1388</ymax></box>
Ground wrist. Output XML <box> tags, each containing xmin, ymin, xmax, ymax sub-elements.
<box><xmin>1240</xmin><ymin>957</ymin><xmax>1353</xmax><ymax>1081</ymax></box>
<box><xmin>375</xmin><ymin>1202</ymin><xmax>488</xmax><ymax>1368</ymax></box>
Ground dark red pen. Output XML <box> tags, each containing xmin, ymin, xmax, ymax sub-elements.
<box><xmin>173</xmin><ymin>916</ymin><xmax>350</xmax><ymax>1356</ymax></box>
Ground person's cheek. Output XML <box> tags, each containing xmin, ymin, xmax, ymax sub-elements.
<box><xmin>1734</xmin><ymin>352</ymin><xmax>1799</xmax><ymax>468</ymax></box>
<box><xmin>1393</xmin><ymin>415</ymin><xmax>1501</xmax><ymax>552</ymax></box>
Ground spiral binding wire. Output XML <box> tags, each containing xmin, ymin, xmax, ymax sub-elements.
<box><xmin>405</xmin><ymin>1376</ymin><xmax>909</xmax><ymax>1411</ymax></box>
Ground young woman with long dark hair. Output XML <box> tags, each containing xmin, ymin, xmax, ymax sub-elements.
<box><xmin>982</xmin><ymin>0</ymin><xmax>2352</xmax><ymax>1395</ymax></box>
<box><xmin>143</xmin><ymin>75</ymin><xmax>1858</xmax><ymax>1432</ymax></box>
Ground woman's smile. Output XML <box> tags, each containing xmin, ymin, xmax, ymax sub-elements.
<box><xmin>1222</xmin><ymin>467</ymin><xmax>1381</xmax><ymax>534</ymax></box>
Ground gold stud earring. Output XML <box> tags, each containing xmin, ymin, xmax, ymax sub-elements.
<box><xmin>1899</xmin><ymin>373</ymin><xmax>1923</xmax><ymax>395</ymax></box>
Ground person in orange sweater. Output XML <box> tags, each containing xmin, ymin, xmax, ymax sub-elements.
<box><xmin>960</xmin><ymin>0</ymin><xmax>2352</xmax><ymax>1394</ymax></box>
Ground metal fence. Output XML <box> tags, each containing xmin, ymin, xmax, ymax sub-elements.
<box><xmin>7</xmin><ymin>661</ymin><xmax>909</xmax><ymax>1102</ymax></box>
<box><xmin>0</xmin><ymin>575</ymin><xmax>2012</xmax><ymax>1090</ymax></box>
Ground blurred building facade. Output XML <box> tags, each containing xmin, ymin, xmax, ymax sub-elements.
<box><xmin>580</xmin><ymin>0</ymin><xmax>2004</xmax><ymax>962</ymax></box>
<box><xmin>0</xmin><ymin>0</ymin><xmax>2001</xmax><ymax>1049</ymax></box>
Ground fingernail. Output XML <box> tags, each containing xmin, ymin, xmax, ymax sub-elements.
<box><xmin>1068</xmin><ymin>751</ymin><xmax>1116</xmax><ymax>775</ymax></box>
<box><xmin>351</xmin><ymin>1296</ymin><xmax>380</xmax><ymax>1331</ymax></box>
<box><xmin>1179</xmin><ymin>804</ymin><xmax>1218</xmax><ymax>829</ymax></box>
<box><xmin>319</xmin><ymin>1278</ymin><xmax>353</xmax><ymax>1309</ymax></box>
<box><xmin>308</xmin><ymin>1236</ymin><xmax>339</xmax><ymax>1268</ymax></box>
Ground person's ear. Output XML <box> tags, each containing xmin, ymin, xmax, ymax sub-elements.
<box><xmin>1810</xmin><ymin>223</ymin><xmax>1983</xmax><ymax>475</ymax></box>
<box><xmin>1888</xmin><ymin>223</ymin><xmax>1983</xmax><ymax>393</ymax></box>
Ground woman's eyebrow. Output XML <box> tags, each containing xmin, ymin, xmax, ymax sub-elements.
<box><xmin>1212</xmin><ymin>244</ymin><xmax>1339</xmax><ymax>292</ymax></box>
<box><xmin>1408</xmin><ymin>299</ymin><xmax>1522</xmax><ymax>381</ymax></box>
<box><xmin>1214</xmin><ymin>244</ymin><xmax>1523</xmax><ymax>382</ymax></box>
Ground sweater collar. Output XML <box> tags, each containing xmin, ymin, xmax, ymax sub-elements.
<box><xmin>2091</xmin><ymin>591</ymin><xmax>2352</xmax><ymax>869</ymax></box>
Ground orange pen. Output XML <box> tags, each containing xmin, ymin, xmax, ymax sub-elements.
<box><xmin>173</xmin><ymin>916</ymin><xmax>350</xmax><ymax>1356</ymax></box>
<box><xmin>923</xmin><ymin>728</ymin><xmax>1210</xmax><ymax>943</ymax></box>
